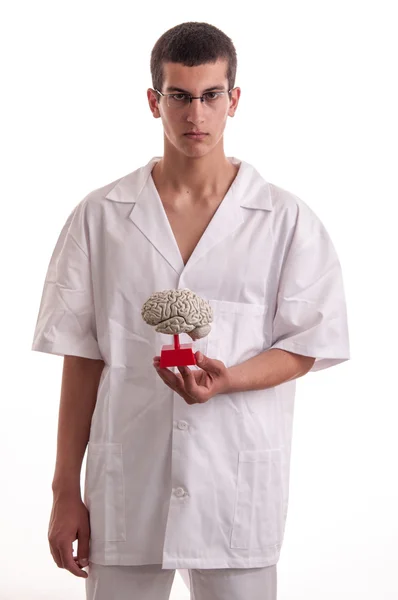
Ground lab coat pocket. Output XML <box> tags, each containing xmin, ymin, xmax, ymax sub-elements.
<box><xmin>207</xmin><ymin>299</ymin><xmax>268</xmax><ymax>367</ymax></box>
<box><xmin>230</xmin><ymin>449</ymin><xmax>283</xmax><ymax>550</ymax></box>
<box><xmin>84</xmin><ymin>442</ymin><xmax>126</xmax><ymax>542</ymax></box>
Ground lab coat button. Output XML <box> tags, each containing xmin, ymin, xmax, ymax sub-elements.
<box><xmin>177</xmin><ymin>420</ymin><xmax>188</xmax><ymax>430</ymax></box>
<box><xmin>174</xmin><ymin>487</ymin><xmax>186</xmax><ymax>497</ymax></box>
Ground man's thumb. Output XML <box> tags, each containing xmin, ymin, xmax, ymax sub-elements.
<box><xmin>196</xmin><ymin>352</ymin><xmax>214</xmax><ymax>369</ymax></box>
<box><xmin>77</xmin><ymin>529</ymin><xmax>90</xmax><ymax>567</ymax></box>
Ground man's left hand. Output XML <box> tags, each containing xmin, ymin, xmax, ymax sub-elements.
<box><xmin>153</xmin><ymin>351</ymin><xmax>230</xmax><ymax>404</ymax></box>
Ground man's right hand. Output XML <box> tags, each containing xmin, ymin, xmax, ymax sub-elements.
<box><xmin>48</xmin><ymin>493</ymin><xmax>90</xmax><ymax>578</ymax></box>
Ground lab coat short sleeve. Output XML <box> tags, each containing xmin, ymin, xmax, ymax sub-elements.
<box><xmin>269</xmin><ymin>210</ymin><xmax>350</xmax><ymax>372</ymax></box>
<box><xmin>31</xmin><ymin>198</ymin><xmax>102</xmax><ymax>360</ymax></box>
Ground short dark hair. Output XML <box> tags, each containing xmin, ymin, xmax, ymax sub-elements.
<box><xmin>150</xmin><ymin>22</ymin><xmax>237</xmax><ymax>95</ymax></box>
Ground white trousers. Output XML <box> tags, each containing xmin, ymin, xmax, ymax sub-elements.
<box><xmin>85</xmin><ymin>562</ymin><xmax>277</xmax><ymax>600</ymax></box>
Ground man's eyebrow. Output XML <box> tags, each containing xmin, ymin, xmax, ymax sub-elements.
<box><xmin>165</xmin><ymin>85</ymin><xmax>226</xmax><ymax>93</ymax></box>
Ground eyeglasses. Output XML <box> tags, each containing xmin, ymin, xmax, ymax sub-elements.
<box><xmin>154</xmin><ymin>88</ymin><xmax>233</xmax><ymax>109</ymax></box>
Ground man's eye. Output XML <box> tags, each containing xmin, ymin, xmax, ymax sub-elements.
<box><xmin>204</xmin><ymin>92</ymin><xmax>219</xmax><ymax>101</ymax></box>
<box><xmin>172</xmin><ymin>94</ymin><xmax>188</xmax><ymax>101</ymax></box>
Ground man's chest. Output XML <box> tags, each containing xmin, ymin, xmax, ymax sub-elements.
<box><xmin>161</xmin><ymin>199</ymin><xmax>223</xmax><ymax>267</ymax></box>
<box><xmin>91</xmin><ymin>199</ymin><xmax>283</xmax><ymax>370</ymax></box>
<box><xmin>92</xmin><ymin>196</ymin><xmax>281</xmax><ymax>316</ymax></box>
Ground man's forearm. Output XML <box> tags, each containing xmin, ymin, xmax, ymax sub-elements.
<box><xmin>225</xmin><ymin>348</ymin><xmax>316</xmax><ymax>393</ymax></box>
<box><xmin>51</xmin><ymin>356</ymin><xmax>105</xmax><ymax>496</ymax></box>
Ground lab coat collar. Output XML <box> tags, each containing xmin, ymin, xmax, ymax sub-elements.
<box><xmin>105</xmin><ymin>156</ymin><xmax>273</xmax><ymax>210</ymax></box>
<box><xmin>105</xmin><ymin>156</ymin><xmax>273</xmax><ymax>274</ymax></box>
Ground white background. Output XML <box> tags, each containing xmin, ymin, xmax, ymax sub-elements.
<box><xmin>1</xmin><ymin>0</ymin><xmax>397</xmax><ymax>598</ymax></box>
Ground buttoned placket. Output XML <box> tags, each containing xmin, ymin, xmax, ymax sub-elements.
<box><xmin>171</xmin><ymin>418</ymin><xmax>190</xmax><ymax>499</ymax></box>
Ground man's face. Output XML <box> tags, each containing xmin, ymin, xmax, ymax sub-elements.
<box><xmin>148</xmin><ymin>59</ymin><xmax>240</xmax><ymax>158</ymax></box>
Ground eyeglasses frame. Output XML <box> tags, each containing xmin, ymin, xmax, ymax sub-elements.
<box><xmin>153</xmin><ymin>88</ymin><xmax>234</xmax><ymax>106</ymax></box>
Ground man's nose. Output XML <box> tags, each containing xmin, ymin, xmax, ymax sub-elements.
<box><xmin>185</xmin><ymin>98</ymin><xmax>206</xmax><ymax>121</ymax></box>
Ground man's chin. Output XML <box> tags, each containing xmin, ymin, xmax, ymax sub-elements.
<box><xmin>178</xmin><ymin>146</ymin><xmax>211</xmax><ymax>158</ymax></box>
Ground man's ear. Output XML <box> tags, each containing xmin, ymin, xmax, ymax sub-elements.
<box><xmin>147</xmin><ymin>89</ymin><xmax>161</xmax><ymax>119</ymax></box>
<box><xmin>228</xmin><ymin>87</ymin><xmax>241</xmax><ymax>117</ymax></box>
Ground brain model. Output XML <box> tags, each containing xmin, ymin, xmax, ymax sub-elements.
<box><xmin>141</xmin><ymin>288</ymin><xmax>213</xmax><ymax>340</ymax></box>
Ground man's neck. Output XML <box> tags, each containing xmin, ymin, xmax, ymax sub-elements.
<box><xmin>152</xmin><ymin>149</ymin><xmax>238</xmax><ymax>201</ymax></box>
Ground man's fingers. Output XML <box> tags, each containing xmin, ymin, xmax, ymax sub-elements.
<box><xmin>155</xmin><ymin>366</ymin><xmax>176</xmax><ymax>386</ymax></box>
<box><xmin>155</xmin><ymin>366</ymin><xmax>184</xmax><ymax>389</ymax></box>
<box><xmin>49</xmin><ymin>544</ymin><xmax>63</xmax><ymax>568</ymax></box>
<box><xmin>177</xmin><ymin>366</ymin><xmax>197</xmax><ymax>394</ymax></box>
<box><xmin>59</xmin><ymin>541</ymin><xmax>88</xmax><ymax>578</ymax></box>
<box><xmin>178</xmin><ymin>366</ymin><xmax>210</xmax><ymax>404</ymax></box>
<box><xmin>154</xmin><ymin>362</ymin><xmax>209</xmax><ymax>404</ymax></box>
<box><xmin>77</xmin><ymin>527</ymin><xmax>90</xmax><ymax>568</ymax></box>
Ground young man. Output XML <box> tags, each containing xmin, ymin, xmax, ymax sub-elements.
<box><xmin>32</xmin><ymin>21</ymin><xmax>350</xmax><ymax>600</ymax></box>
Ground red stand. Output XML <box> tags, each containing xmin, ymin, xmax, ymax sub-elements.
<box><xmin>159</xmin><ymin>334</ymin><xmax>197</xmax><ymax>368</ymax></box>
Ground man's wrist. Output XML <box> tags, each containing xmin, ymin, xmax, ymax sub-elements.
<box><xmin>223</xmin><ymin>365</ymin><xmax>244</xmax><ymax>394</ymax></box>
<box><xmin>52</xmin><ymin>476</ymin><xmax>81</xmax><ymax>497</ymax></box>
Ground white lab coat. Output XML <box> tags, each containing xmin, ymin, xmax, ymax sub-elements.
<box><xmin>32</xmin><ymin>156</ymin><xmax>350</xmax><ymax>569</ymax></box>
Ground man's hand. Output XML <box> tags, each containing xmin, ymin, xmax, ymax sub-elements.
<box><xmin>153</xmin><ymin>351</ymin><xmax>230</xmax><ymax>404</ymax></box>
<box><xmin>48</xmin><ymin>492</ymin><xmax>90</xmax><ymax>578</ymax></box>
